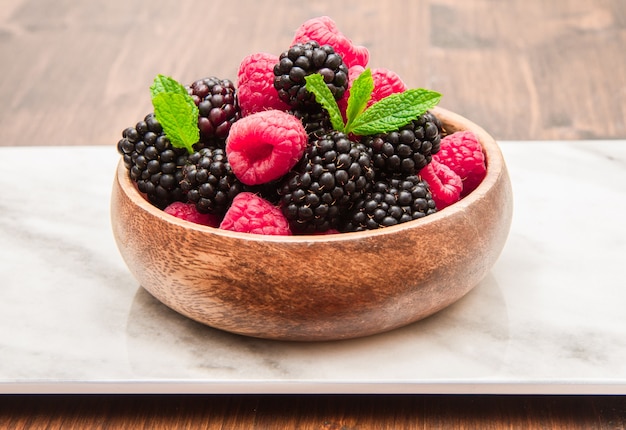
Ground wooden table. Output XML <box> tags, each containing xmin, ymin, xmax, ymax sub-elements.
<box><xmin>1</xmin><ymin>0</ymin><xmax>625</xmax><ymax>428</ymax></box>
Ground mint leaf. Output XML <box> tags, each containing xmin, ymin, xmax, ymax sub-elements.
<box><xmin>304</xmin><ymin>73</ymin><xmax>345</xmax><ymax>132</ymax></box>
<box><xmin>150</xmin><ymin>74</ymin><xmax>189</xmax><ymax>98</ymax></box>
<box><xmin>152</xmin><ymin>92</ymin><xmax>199</xmax><ymax>154</ymax></box>
<box><xmin>150</xmin><ymin>75</ymin><xmax>199</xmax><ymax>154</ymax></box>
<box><xmin>349</xmin><ymin>88</ymin><xmax>442</xmax><ymax>136</ymax></box>
<box><xmin>344</xmin><ymin>68</ymin><xmax>373</xmax><ymax>132</ymax></box>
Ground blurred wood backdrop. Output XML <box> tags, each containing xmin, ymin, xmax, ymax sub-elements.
<box><xmin>1</xmin><ymin>0</ymin><xmax>625</xmax><ymax>148</ymax></box>
<box><xmin>1</xmin><ymin>0</ymin><xmax>626</xmax><ymax>428</ymax></box>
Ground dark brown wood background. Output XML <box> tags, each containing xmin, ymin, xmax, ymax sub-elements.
<box><xmin>1</xmin><ymin>0</ymin><xmax>625</xmax><ymax>147</ymax></box>
<box><xmin>1</xmin><ymin>0</ymin><xmax>625</xmax><ymax>428</ymax></box>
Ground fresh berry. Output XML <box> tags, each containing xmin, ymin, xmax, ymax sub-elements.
<box><xmin>237</xmin><ymin>52</ymin><xmax>291</xmax><ymax>116</ymax></box>
<box><xmin>273</xmin><ymin>40</ymin><xmax>349</xmax><ymax>109</ymax></box>
<box><xmin>180</xmin><ymin>147</ymin><xmax>244</xmax><ymax>215</ymax></box>
<box><xmin>433</xmin><ymin>130</ymin><xmax>486</xmax><ymax>197</ymax></box>
<box><xmin>187</xmin><ymin>77</ymin><xmax>240</xmax><ymax>145</ymax></box>
<box><xmin>291</xmin><ymin>16</ymin><xmax>369</xmax><ymax>69</ymax></box>
<box><xmin>362</xmin><ymin>111</ymin><xmax>443</xmax><ymax>178</ymax></box>
<box><xmin>117</xmin><ymin>113</ymin><xmax>190</xmax><ymax>209</ymax></box>
<box><xmin>420</xmin><ymin>158</ymin><xmax>463</xmax><ymax>209</ymax></box>
<box><xmin>278</xmin><ymin>131</ymin><xmax>374</xmax><ymax>233</ymax></box>
<box><xmin>163</xmin><ymin>201</ymin><xmax>221</xmax><ymax>227</ymax></box>
<box><xmin>343</xmin><ymin>175</ymin><xmax>436</xmax><ymax>231</ymax></box>
<box><xmin>220</xmin><ymin>192</ymin><xmax>291</xmax><ymax>235</ymax></box>
<box><xmin>289</xmin><ymin>106</ymin><xmax>333</xmax><ymax>139</ymax></box>
<box><xmin>338</xmin><ymin>66</ymin><xmax>407</xmax><ymax>118</ymax></box>
<box><xmin>225</xmin><ymin>110</ymin><xmax>308</xmax><ymax>185</ymax></box>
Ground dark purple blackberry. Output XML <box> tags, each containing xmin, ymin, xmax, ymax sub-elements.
<box><xmin>278</xmin><ymin>131</ymin><xmax>374</xmax><ymax>233</ymax></box>
<box><xmin>342</xmin><ymin>175</ymin><xmax>437</xmax><ymax>232</ymax></box>
<box><xmin>362</xmin><ymin>111</ymin><xmax>443</xmax><ymax>179</ymax></box>
<box><xmin>289</xmin><ymin>106</ymin><xmax>333</xmax><ymax>139</ymax></box>
<box><xmin>273</xmin><ymin>41</ymin><xmax>349</xmax><ymax>109</ymax></box>
<box><xmin>187</xmin><ymin>77</ymin><xmax>240</xmax><ymax>145</ymax></box>
<box><xmin>180</xmin><ymin>147</ymin><xmax>244</xmax><ymax>215</ymax></box>
<box><xmin>117</xmin><ymin>113</ymin><xmax>189</xmax><ymax>209</ymax></box>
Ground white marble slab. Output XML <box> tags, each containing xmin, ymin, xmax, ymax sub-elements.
<box><xmin>1</xmin><ymin>142</ymin><xmax>625</xmax><ymax>394</ymax></box>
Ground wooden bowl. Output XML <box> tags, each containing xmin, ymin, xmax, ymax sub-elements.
<box><xmin>110</xmin><ymin>106</ymin><xmax>513</xmax><ymax>341</ymax></box>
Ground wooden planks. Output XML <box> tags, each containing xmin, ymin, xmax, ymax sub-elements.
<box><xmin>1</xmin><ymin>395</ymin><xmax>625</xmax><ymax>429</ymax></box>
<box><xmin>0</xmin><ymin>0</ymin><xmax>624</xmax><ymax>146</ymax></box>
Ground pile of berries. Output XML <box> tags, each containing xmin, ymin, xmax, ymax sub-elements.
<box><xmin>117</xmin><ymin>16</ymin><xmax>487</xmax><ymax>236</ymax></box>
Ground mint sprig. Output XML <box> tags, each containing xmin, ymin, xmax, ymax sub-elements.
<box><xmin>350</xmin><ymin>88</ymin><xmax>442</xmax><ymax>135</ymax></box>
<box><xmin>344</xmin><ymin>68</ymin><xmax>373</xmax><ymax>133</ymax></box>
<box><xmin>150</xmin><ymin>74</ymin><xmax>199</xmax><ymax>154</ymax></box>
<box><xmin>150</xmin><ymin>74</ymin><xmax>189</xmax><ymax>99</ymax></box>
<box><xmin>305</xmin><ymin>68</ymin><xmax>442</xmax><ymax>136</ymax></box>
<box><xmin>304</xmin><ymin>74</ymin><xmax>344</xmax><ymax>131</ymax></box>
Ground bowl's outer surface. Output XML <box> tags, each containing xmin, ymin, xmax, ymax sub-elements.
<box><xmin>110</xmin><ymin>107</ymin><xmax>513</xmax><ymax>341</ymax></box>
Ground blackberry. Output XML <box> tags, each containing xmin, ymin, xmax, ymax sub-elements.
<box><xmin>278</xmin><ymin>131</ymin><xmax>374</xmax><ymax>233</ymax></box>
<box><xmin>117</xmin><ymin>113</ymin><xmax>189</xmax><ymax>209</ymax></box>
<box><xmin>180</xmin><ymin>147</ymin><xmax>244</xmax><ymax>215</ymax></box>
<box><xmin>273</xmin><ymin>41</ymin><xmax>349</xmax><ymax>109</ymax></box>
<box><xmin>289</xmin><ymin>106</ymin><xmax>333</xmax><ymax>139</ymax></box>
<box><xmin>187</xmin><ymin>77</ymin><xmax>240</xmax><ymax>145</ymax></box>
<box><xmin>362</xmin><ymin>111</ymin><xmax>443</xmax><ymax>178</ymax></box>
<box><xmin>342</xmin><ymin>175</ymin><xmax>437</xmax><ymax>232</ymax></box>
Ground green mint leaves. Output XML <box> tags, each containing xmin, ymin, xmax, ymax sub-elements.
<box><xmin>304</xmin><ymin>74</ymin><xmax>345</xmax><ymax>131</ymax></box>
<box><xmin>349</xmin><ymin>88</ymin><xmax>442</xmax><ymax>135</ymax></box>
<box><xmin>305</xmin><ymin>68</ymin><xmax>442</xmax><ymax>136</ymax></box>
<box><xmin>150</xmin><ymin>74</ymin><xmax>189</xmax><ymax>98</ymax></box>
<box><xmin>150</xmin><ymin>74</ymin><xmax>199</xmax><ymax>154</ymax></box>
<box><xmin>344</xmin><ymin>68</ymin><xmax>373</xmax><ymax>133</ymax></box>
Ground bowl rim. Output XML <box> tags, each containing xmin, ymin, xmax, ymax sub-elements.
<box><xmin>115</xmin><ymin>106</ymin><xmax>505</xmax><ymax>243</ymax></box>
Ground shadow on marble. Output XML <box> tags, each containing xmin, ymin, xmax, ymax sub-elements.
<box><xmin>125</xmin><ymin>273</ymin><xmax>509</xmax><ymax>381</ymax></box>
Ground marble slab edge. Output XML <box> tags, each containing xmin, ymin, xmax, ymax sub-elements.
<box><xmin>2</xmin><ymin>380</ymin><xmax>626</xmax><ymax>395</ymax></box>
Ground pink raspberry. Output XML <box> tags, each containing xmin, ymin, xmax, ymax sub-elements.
<box><xmin>219</xmin><ymin>192</ymin><xmax>291</xmax><ymax>235</ymax></box>
<box><xmin>338</xmin><ymin>66</ymin><xmax>407</xmax><ymax>119</ymax></box>
<box><xmin>368</xmin><ymin>67</ymin><xmax>407</xmax><ymax>103</ymax></box>
<box><xmin>420</xmin><ymin>159</ymin><xmax>463</xmax><ymax>210</ymax></box>
<box><xmin>163</xmin><ymin>201</ymin><xmax>221</xmax><ymax>227</ymax></box>
<box><xmin>237</xmin><ymin>52</ymin><xmax>291</xmax><ymax>117</ymax></box>
<box><xmin>226</xmin><ymin>110</ymin><xmax>308</xmax><ymax>185</ymax></box>
<box><xmin>291</xmin><ymin>16</ymin><xmax>369</xmax><ymax>68</ymax></box>
<box><xmin>433</xmin><ymin>131</ymin><xmax>486</xmax><ymax>197</ymax></box>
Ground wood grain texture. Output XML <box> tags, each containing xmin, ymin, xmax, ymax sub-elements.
<box><xmin>0</xmin><ymin>0</ymin><xmax>625</xmax><ymax>146</ymax></box>
<box><xmin>1</xmin><ymin>0</ymin><xmax>625</xmax><ymax>427</ymax></box>
<box><xmin>1</xmin><ymin>395</ymin><xmax>625</xmax><ymax>429</ymax></box>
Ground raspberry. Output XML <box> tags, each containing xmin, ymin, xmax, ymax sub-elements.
<box><xmin>291</xmin><ymin>16</ymin><xmax>369</xmax><ymax>68</ymax></box>
<box><xmin>226</xmin><ymin>110</ymin><xmax>308</xmax><ymax>186</ymax></box>
<box><xmin>338</xmin><ymin>66</ymin><xmax>407</xmax><ymax>118</ymax></box>
<box><xmin>237</xmin><ymin>52</ymin><xmax>291</xmax><ymax>117</ymax></box>
<box><xmin>368</xmin><ymin>67</ymin><xmax>407</xmax><ymax>103</ymax></box>
<box><xmin>433</xmin><ymin>131</ymin><xmax>486</xmax><ymax>197</ymax></box>
<box><xmin>219</xmin><ymin>192</ymin><xmax>291</xmax><ymax>235</ymax></box>
<box><xmin>163</xmin><ymin>201</ymin><xmax>221</xmax><ymax>227</ymax></box>
<box><xmin>420</xmin><ymin>158</ymin><xmax>463</xmax><ymax>209</ymax></box>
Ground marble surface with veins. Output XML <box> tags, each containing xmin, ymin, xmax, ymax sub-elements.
<box><xmin>0</xmin><ymin>142</ymin><xmax>625</xmax><ymax>394</ymax></box>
